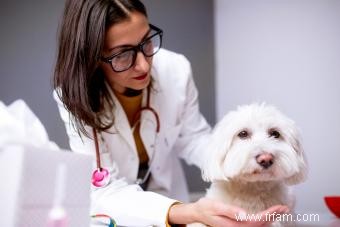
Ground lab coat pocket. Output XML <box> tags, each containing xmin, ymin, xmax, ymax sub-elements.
<box><xmin>151</xmin><ymin>124</ymin><xmax>182</xmax><ymax>191</ymax></box>
<box><xmin>158</xmin><ymin>124</ymin><xmax>182</xmax><ymax>154</ymax></box>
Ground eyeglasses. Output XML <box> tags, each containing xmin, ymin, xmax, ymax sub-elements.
<box><xmin>101</xmin><ymin>24</ymin><xmax>163</xmax><ymax>72</ymax></box>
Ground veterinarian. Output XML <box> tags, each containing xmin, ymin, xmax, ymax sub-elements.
<box><xmin>53</xmin><ymin>0</ymin><xmax>288</xmax><ymax>226</ymax></box>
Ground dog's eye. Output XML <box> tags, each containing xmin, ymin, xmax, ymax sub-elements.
<box><xmin>269</xmin><ymin>129</ymin><xmax>281</xmax><ymax>139</ymax></box>
<box><xmin>238</xmin><ymin>130</ymin><xmax>249</xmax><ymax>139</ymax></box>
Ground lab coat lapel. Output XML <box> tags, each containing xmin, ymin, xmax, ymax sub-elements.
<box><xmin>140</xmin><ymin>78</ymin><xmax>161</xmax><ymax>160</ymax></box>
<box><xmin>105</xmin><ymin>83</ymin><xmax>136</xmax><ymax>152</ymax></box>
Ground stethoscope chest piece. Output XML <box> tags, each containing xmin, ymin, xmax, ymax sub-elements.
<box><xmin>92</xmin><ymin>168</ymin><xmax>110</xmax><ymax>188</ymax></box>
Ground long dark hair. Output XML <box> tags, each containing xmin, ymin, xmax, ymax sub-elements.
<box><xmin>53</xmin><ymin>0</ymin><xmax>147</xmax><ymax>137</ymax></box>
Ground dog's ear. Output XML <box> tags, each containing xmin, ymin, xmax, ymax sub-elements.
<box><xmin>284</xmin><ymin>126</ymin><xmax>308</xmax><ymax>185</ymax></box>
<box><xmin>202</xmin><ymin>112</ymin><xmax>236</xmax><ymax>182</ymax></box>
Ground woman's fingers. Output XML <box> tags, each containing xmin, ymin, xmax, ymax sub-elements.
<box><xmin>213</xmin><ymin>202</ymin><xmax>247</xmax><ymax>220</ymax></box>
<box><xmin>213</xmin><ymin>204</ymin><xmax>290</xmax><ymax>227</ymax></box>
<box><xmin>194</xmin><ymin>198</ymin><xmax>290</xmax><ymax>227</ymax></box>
<box><xmin>258</xmin><ymin>205</ymin><xmax>290</xmax><ymax>216</ymax></box>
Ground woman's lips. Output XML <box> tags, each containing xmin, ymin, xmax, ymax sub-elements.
<box><xmin>133</xmin><ymin>74</ymin><xmax>148</xmax><ymax>80</ymax></box>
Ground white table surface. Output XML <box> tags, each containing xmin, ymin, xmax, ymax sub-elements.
<box><xmin>90</xmin><ymin>213</ymin><xmax>340</xmax><ymax>227</ymax></box>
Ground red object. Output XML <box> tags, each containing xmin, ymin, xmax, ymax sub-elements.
<box><xmin>324</xmin><ymin>196</ymin><xmax>340</xmax><ymax>218</ymax></box>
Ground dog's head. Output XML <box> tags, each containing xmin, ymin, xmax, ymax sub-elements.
<box><xmin>202</xmin><ymin>103</ymin><xmax>307</xmax><ymax>185</ymax></box>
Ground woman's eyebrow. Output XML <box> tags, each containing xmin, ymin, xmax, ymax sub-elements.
<box><xmin>107</xmin><ymin>28</ymin><xmax>151</xmax><ymax>53</ymax></box>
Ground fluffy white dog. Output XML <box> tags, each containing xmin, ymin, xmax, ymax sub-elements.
<box><xmin>192</xmin><ymin>103</ymin><xmax>307</xmax><ymax>226</ymax></box>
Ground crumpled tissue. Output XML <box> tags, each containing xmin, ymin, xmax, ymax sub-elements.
<box><xmin>0</xmin><ymin>99</ymin><xmax>58</xmax><ymax>150</ymax></box>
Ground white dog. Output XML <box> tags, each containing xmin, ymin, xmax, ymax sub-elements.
<box><xmin>191</xmin><ymin>103</ymin><xmax>307</xmax><ymax>226</ymax></box>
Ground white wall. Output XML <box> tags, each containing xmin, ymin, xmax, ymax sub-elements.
<box><xmin>215</xmin><ymin>0</ymin><xmax>340</xmax><ymax>213</ymax></box>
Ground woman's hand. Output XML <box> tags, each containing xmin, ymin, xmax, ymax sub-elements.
<box><xmin>168</xmin><ymin>197</ymin><xmax>289</xmax><ymax>226</ymax></box>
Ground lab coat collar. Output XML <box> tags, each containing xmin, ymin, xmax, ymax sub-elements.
<box><xmin>104</xmin><ymin>76</ymin><xmax>162</xmax><ymax>159</ymax></box>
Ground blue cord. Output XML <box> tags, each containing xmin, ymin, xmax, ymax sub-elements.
<box><xmin>91</xmin><ymin>214</ymin><xmax>116</xmax><ymax>227</ymax></box>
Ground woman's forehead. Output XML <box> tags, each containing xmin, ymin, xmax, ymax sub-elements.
<box><xmin>103</xmin><ymin>12</ymin><xmax>149</xmax><ymax>52</ymax></box>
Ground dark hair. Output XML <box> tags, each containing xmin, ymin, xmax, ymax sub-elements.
<box><xmin>53</xmin><ymin>0</ymin><xmax>147</xmax><ymax>137</ymax></box>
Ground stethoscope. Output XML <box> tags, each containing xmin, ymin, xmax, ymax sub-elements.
<box><xmin>91</xmin><ymin>85</ymin><xmax>160</xmax><ymax>188</ymax></box>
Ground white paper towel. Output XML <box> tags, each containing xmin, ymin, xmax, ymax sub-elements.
<box><xmin>0</xmin><ymin>99</ymin><xmax>58</xmax><ymax>150</ymax></box>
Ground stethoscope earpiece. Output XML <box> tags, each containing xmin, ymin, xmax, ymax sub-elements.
<box><xmin>92</xmin><ymin>168</ymin><xmax>110</xmax><ymax>188</ymax></box>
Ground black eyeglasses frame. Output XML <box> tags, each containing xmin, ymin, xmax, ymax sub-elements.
<box><xmin>101</xmin><ymin>24</ymin><xmax>163</xmax><ymax>73</ymax></box>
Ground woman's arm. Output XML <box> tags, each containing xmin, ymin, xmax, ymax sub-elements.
<box><xmin>168</xmin><ymin>198</ymin><xmax>290</xmax><ymax>226</ymax></box>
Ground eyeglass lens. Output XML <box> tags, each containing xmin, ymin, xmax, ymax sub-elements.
<box><xmin>110</xmin><ymin>32</ymin><xmax>161</xmax><ymax>72</ymax></box>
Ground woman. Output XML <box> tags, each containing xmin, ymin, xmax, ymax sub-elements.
<box><xmin>53</xmin><ymin>0</ymin><xmax>288</xmax><ymax>226</ymax></box>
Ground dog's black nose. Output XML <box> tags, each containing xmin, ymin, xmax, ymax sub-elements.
<box><xmin>256</xmin><ymin>153</ymin><xmax>274</xmax><ymax>169</ymax></box>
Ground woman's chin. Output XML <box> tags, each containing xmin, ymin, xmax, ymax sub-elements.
<box><xmin>134</xmin><ymin>75</ymin><xmax>151</xmax><ymax>89</ymax></box>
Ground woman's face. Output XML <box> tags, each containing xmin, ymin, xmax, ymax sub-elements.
<box><xmin>100</xmin><ymin>11</ymin><xmax>152</xmax><ymax>94</ymax></box>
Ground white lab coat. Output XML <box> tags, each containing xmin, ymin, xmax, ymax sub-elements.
<box><xmin>54</xmin><ymin>49</ymin><xmax>211</xmax><ymax>226</ymax></box>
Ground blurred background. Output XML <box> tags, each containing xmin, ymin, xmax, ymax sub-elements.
<box><xmin>1</xmin><ymin>0</ymin><xmax>339</xmax><ymax>215</ymax></box>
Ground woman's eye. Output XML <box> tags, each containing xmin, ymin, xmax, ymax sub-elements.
<box><xmin>238</xmin><ymin>130</ymin><xmax>249</xmax><ymax>139</ymax></box>
<box><xmin>269</xmin><ymin>129</ymin><xmax>281</xmax><ymax>139</ymax></box>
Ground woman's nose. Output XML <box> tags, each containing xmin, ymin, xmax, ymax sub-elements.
<box><xmin>134</xmin><ymin>51</ymin><xmax>150</xmax><ymax>72</ymax></box>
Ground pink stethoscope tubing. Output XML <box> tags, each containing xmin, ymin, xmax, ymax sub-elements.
<box><xmin>91</xmin><ymin>86</ymin><xmax>160</xmax><ymax>188</ymax></box>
